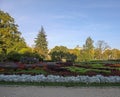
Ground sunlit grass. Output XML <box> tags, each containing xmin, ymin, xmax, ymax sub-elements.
<box><xmin>65</xmin><ymin>66</ymin><xmax>111</xmax><ymax>74</ymax></box>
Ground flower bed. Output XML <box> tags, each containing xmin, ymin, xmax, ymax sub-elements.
<box><xmin>0</xmin><ymin>74</ymin><xmax>120</xmax><ymax>83</ymax></box>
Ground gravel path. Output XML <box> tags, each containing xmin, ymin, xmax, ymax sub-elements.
<box><xmin>0</xmin><ymin>86</ymin><xmax>120</xmax><ymax>97</ymax></box>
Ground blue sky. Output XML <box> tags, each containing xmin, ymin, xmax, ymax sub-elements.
<box><xmin>1</xmin><ymin>0</ymin><xmax>120</xmax><ymax>49</ymax></box>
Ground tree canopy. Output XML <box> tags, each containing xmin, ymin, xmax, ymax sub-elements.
<box><xmin>80</xmin><ymin>37</ymin><xmax>94</xmax><ymax>61</ymax></box>
<box><xmin>0</xmin><ymin>10</ymin><xmax>27</xmax><ymax>61</ymax></box>
<box><xmin>95</xmin><ymin>40</ymin><xmax>110</xmax><ymax>60</ymax></box>
<box><xmin>50</xmin><ymin>46</ymin><xmax>77</xmax><ymax>62</ymax></box>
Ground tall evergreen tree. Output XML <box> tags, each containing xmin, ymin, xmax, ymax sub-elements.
<box><xmin>34</xmin><ymin>26</ymin><xmax>48</xmax><ymax>59</ymax></box>
<box><xmin>82</xmin><ymin>37</ymin><xmax>94</xmax><ymax>61</ymax></box>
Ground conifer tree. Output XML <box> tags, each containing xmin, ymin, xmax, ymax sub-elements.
<box><xmin>34</xmin><ymin>26</ymin><xmax>48</xmax><ymax>59</ymax></box>
<box><xmin>82</xmin><ymin>37</ymin><xmax>94</xmax><ymax>61</ymax></box>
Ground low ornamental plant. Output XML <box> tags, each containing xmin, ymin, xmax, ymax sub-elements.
<box><xmin>0</xmin><ymin>74</ymin><xmax>120</xmax><ymax>84</ymax></box>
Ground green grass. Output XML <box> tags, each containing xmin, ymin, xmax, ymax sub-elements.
<box><xmin>0</xmin><ymin>69</ymin><xmax>47</xmax><ymax>75</ymax></box>
<box><xmin>76</xmin><ymin>60</ymin><xmax>120</xmax><ymax>65</ymax></box>
<box><xmin>66</xmin><ymin>66</ymin><xmax>89</xmax><ymax>74</ymax></box>
<box><xmin>66</xmin><ymin>66</ymin><xmax>111</xmax><ymax>75</ymax></box>
<box><xmin>90</xmin><ymin>64</ymin><xmax>104</xmax><ymax>68</ymax></box>
<box><xmin>87</xmin><ymin>69</ymin><xmax>111</xmax><ymax>74</ymax></box>
<box><xmin>0</xmin><ymin>81</ymin><xmax>120</xmax><ymax>87</ymax></box>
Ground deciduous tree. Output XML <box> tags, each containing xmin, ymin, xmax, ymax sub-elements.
<box><xmin>95</xmin><ymin>40</ymin><xmax>110</xmax><ymax>60</ymax></box>
<box><xmin>50</xmin><ymin>46</ymin><xmax>76</xmax><ymax>62</ymax></box>
<box><xmin>0</xmin><ymin>10</ymin><xmax>27</xmax><ymax>61</ymax></box>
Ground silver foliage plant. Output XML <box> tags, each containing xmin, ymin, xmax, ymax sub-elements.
<box><xmin>0</xmin><ymin>74</ymin><xmax>120</xmax><ymax>83</ymax></box>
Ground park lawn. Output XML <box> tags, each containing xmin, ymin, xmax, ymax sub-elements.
<box><xmin>0</xmin><ymin>81</ymin><xmax>120</xmax><ymax>87</ymax></box>
<box><xmin>90</xmin><ymin>64</ymin><xmax>105</xmax><ymax>68</ymax></box>
<box><xmin>66</xmin><ymin>66</ymin><xmax>111</xmax><ymax>75</ymax></box>
<box><xmin>65</xmin><ymin>66</ymin><xmax>89</xmax><ymax>74</ymax></box>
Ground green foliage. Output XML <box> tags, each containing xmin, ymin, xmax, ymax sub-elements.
<box><xmin>94</xmin><ymin>48</ymin><xmax>120</xmax><ymax>60</ymax></box>
<box><xmin>0</xmin><ymin>10</ymin><xmax>27</xmax><ymax>61</ymax></box>
<box><xmin>50</xmin><ymin>46</ymin><xmax>68</xmax><ymax>61</ymax></box>
<box><xmin>89</xmin><ymin>69</ymin><xmax>111</xmax><ymax>74</ymax></box>
<box><xmin>66</xmin><ymin>66</ymin><xmax>111</xmax><ymax>75</ymax></box>
<box><xmin>81</xmin><ymin>37</ymin><xmax>94</xmax><ymax>61</ymax></box>
<box><xmin>15</xmin><ymin>69</ymin><xmax>47</xmax><ymax>75</ymax></box>
<box><xmin>66</xmin><ymin>52</ymin><xmax>77</xmax><ymax>62</ymax></box>
<box><xmin>69</xmin><ymin>48</ymin><xmax>81</xmax><ymax>62</ymax></box>
<box><xmin>84</xmin><ymin>37</ymin><xmax>94</xmax><ymax>50</ymax></box>
<box><xmin>111</xmin><ymin>49</ymin><xmax>120</xmax><ymax>59</ymax></box>
<box><xmin>34</xmin><ymin>26</ymin><xmax>48</xmax><ymax>59</ymax></box>
<box><xmin>7</xmin><ymin>51</ymin><xmax>21</xmax><ymax>62</ymax></box>
<box><xmin>95</xmin><ymin>40</ymin><xmax>110</xmax><ymax>60</ymax></box>
<box><xmin>20</xmin><ymin>53</ymin><xmax>43</xmax><ymax>64</ymax></box>
<box><xmin>0</xmin><ymin>81</ymin><xmax>120</xmax><ymax>87</ymax></box>
<box><xmin>50</xmin><ymin>46</ymin><xmax>77</xmax><ymax>62</ymax></box>
<box><xmin>90</xmin><ymin>64</ymin><xmax>104</xmax><ymax>68</ymax></box>
<box><xmin>6</xmin><ymin>49</ymin><xmax>43</xmax><ymax>62</ymax></box>
<box><xmin>18</xmin><ymin>47</ymin><xmax>32</xmax><ymax>54</ymax></box>
<box><xmin>66</xmin><ymin>66</ymin><xmax>88</xmax><ymax>74</ymax></box>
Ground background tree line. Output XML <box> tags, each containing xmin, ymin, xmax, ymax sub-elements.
<box><xmin>0</xmin><ymin>10</ymin><xmax>120</xmax><ymax>62</ymax></box>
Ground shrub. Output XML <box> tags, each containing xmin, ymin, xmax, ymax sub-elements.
<box><xmin>7</xmin><ymin>51</ymin><xmax>21</xmax><ymax>62</ymax></box>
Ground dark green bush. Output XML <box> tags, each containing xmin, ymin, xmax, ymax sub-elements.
<box><xmin>7</xmin><ymin>51</ymin><xmax>21</xmax><ymax>62</ymax></box>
